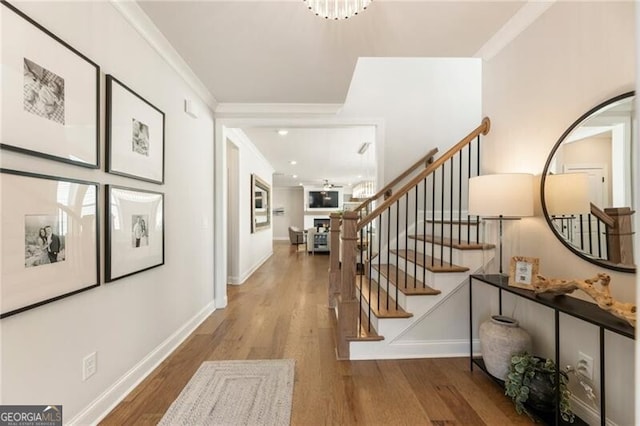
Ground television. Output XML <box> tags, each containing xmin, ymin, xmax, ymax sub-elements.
<box><xmin>308</xmin><ymin>191</ymin><xmax>339</xmax><ymax>208</ymax></box>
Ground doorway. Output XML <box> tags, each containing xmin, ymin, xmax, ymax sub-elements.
<box><xmin>227</xmin><ymin>139</ymin><xmax>240</xmax><ymax>283</ymax></box>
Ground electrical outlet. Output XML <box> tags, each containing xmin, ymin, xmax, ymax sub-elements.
<box><xmin>577</xmin><ymin>351</ymin><xmax>593</xmax><ymax>380</ymax></box>
<box><xmin>82</xmin><ymin>352</ymin><xmax>97</xmax><ymax>381</ymax></box>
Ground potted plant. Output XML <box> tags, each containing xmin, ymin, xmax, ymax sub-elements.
<box><xmin>505</xmin><ymin>352</ymin><xmax>575</xmax><ymax>423</ymax></box>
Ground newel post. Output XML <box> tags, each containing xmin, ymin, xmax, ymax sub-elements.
<box><xmin>328</xmin><ymin>213</ymin><xmax>342</xmax><ymax>309</ymax></box>
<box><xmin>336</xmin><ymin>211</ymin><xmax>359</xmax><ymax>359</ymax></box>
<box><xmin>604</xmin><ymin>207</ymin><xmax>635</xmax><ymax>266</ymax></box>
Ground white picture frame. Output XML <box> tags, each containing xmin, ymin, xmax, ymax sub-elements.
<box><xmin>0</xmin><ymin>169</ymin><xmax>99</xmax><ymax>318</ymax></box>
<box><xmin>0</xmin><ymin>2</ymin><xmax>100</xmax><ymax>168</ymax></box>
<box><xmin>106</xmin><ymin>185</ymin><xmax>164</xmax><ymax>282</ymax></box>
<box><xmin>106</xmin><ymin>75</ymin><xmax>165</xmax><ymax>184</ymax></box>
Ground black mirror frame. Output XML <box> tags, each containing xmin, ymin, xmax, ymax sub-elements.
<box><xmin>540</xmin><ymin>91</ymin><xmax>636</xmax><ymax>273</ymax></box>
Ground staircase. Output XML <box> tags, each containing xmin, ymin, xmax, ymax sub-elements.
<box><xmin>329</xmin><ymin>118</ymin><xmax>494</xmax><ymax>360</ymax></box>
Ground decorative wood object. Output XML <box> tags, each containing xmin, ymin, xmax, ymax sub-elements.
<box><xmin>533</xmin><ymin>273</ymin><xmax>636</xmax><ymax>327</ymax></box>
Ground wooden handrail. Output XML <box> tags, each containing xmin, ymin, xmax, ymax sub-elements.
<box><xmin>358</xmin><ymin>117</ymin><xmax>491</xmax><ymax>230</ymax></box>
<box><xmin>590</xmin><ymin>203</ymin><xmax>615</xmax><ymax>228</ymax></box>
<box><xmin>354</xmin><ymin>147</ymin><xmax>439</xmax><ymax>213</ymax></box>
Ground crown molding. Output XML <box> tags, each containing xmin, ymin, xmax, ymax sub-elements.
<box><xmin>474</xmin><ymin>0</ymin><xmax>556</xmax><ymax>61</ymax></box>
<box><xmin>110</xmin><ymin>0</ymin><xmax>218</xmax><ymax>110</ymax></box>
<box><xmin>215</xmin><ymin>103</ymin><xmax>343</xmax><ymax>118</ymax></box>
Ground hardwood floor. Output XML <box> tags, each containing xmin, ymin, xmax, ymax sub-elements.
<box><xmin>101</xmin><ymin>242</ymin><xmax>533</xmax><ymax>425</ymax></box>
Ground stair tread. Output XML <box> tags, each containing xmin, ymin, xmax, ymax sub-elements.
<box><xmin>347</xmin><ymin>308</ymin><xmax>385</xmax><ymax>341</ymax></box>
<box><xmin>372</xmin><ymin>264</ymin><xmax>441</xmax><ymax>295</ymax></box>
<box><xmin>391</xmin><ymin>249</ymin><xmax>469</xmax><ymax>273</ymax></box>
<box><xmin>355</xmin><ymin>276</ymin><xmax>413</xmax><ymax>319</ymax></box>
<box><xmin>425</xmin><ymin>219</ymin><xmax>479</xmax><ymax>225</ymax></box>
<box><xmin>409</xmin><ymin>235</ymin><xmax>495</xmax><ymax>250</ymax></box>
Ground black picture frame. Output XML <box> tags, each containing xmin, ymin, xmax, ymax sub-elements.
<box><xmin>106</xmin><ymin>75</ymin><xmax>165</xmax><ymax>184</ymax></box>
<box><xmin>0</xmin><ymin>1</ymin><xmax>100</xmax><ymax>168</ymax></box>
<box><xmin>105</xmin><ymin>185</ymin><xmax>165</xmax><ymax>282</ymax></box>
<box><xmin>0</xmin><ymin>168</ymin><xmax>100</xmax><ymax>319</ymax></box>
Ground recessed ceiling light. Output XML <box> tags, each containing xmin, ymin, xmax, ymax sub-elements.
<box><xmin>277</xmin><ymin>129</ymin><xmax>289</xmax><ymax>136</ymax></box>
<box><xmin>358</xmin><ymin>175</ymin><xmax>363</xmax><ymax>178</ymax></box>
<box><xmin>290</xmin><ymin>160</ymin><xmax>297</xmax><ymax>165</ymax></box>
<box><xmin>292</xmin><ymin>175</ymin><xmax>298</xmax><ymax>178</ymax></box>
<box><xmin>299</xmin><ymin>183</ymin><xmax>303</xmax><ymax>186</ymax></box>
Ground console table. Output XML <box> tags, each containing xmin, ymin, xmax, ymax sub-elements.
<box><xmin>469</xmin><ymin>274</ymin><xmax>634</xmax><ymax>425</ymax></box>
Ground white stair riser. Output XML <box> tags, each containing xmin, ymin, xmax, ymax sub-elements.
<box><xmin>421</xmin><ymin>223</ymin><xmax>480</xmax><ymax>240</ymax></box>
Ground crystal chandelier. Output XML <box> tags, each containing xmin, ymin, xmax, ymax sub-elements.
<box><xmin>304</xmin><ymin>0</ymin><xmax>372</xmax><ymax>20</ymax></box>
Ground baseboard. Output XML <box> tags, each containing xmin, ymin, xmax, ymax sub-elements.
<box><xmin>68</xmin><ymin>301</ymin><xmax>216</xmax><ymax>425</ymax></box>
<box><xmin>570</xmin><ymin>394</ymin><xmax>619</xmax><ymax>426</ymax></box>
<box><xmin>229</xmin><ymin>251</ymin><xmax>273</xmax><ymax>285</ymax></box>
<box><xmin>349</xmin><ymin>338</ymin><xmax>479</xmax><ymax>360</ymax></box>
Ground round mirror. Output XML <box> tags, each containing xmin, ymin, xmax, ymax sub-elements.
<box><xmin>541</xmin><ymin>92</ymin><xmax>636</xmax><ymax>273</ymax></box>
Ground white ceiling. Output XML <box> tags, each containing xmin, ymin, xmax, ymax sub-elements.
<box><xmin>138</xmin><ymin>0</ymin><xmax>525</xmax><ymax>104</ymax></box>
<box><xmin>138</xmin><ymin>0</ymin><xmax>529</xmax><ymax>187</ymax></box>
<box><xmin>241</xmin><ymin>126</ymin><xmax>377</xmax><ymax>187</ymax></box>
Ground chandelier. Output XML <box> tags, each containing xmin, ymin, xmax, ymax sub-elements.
<box><xmin>303</xmin><ymin>0</ymin><xmax>372</xmax><ymax>20</ymax></box>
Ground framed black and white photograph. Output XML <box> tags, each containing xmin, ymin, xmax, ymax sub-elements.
<box><xmin>106</xmin><ymin>75</ymin><xmax>165</xmax><ymax>184</ymax></box>
<box><xmin>106</xmin><ymin>185</ymin><xmax>164</xmax><ymax>282</ymax></box>
<box><xmin>0</xmin><ymin>169</ymin><xmax>99</xmax><ymax>319</ymax></box>
<box><xmin>0</xmin><ymin>2</ymin><xmax>100</xmax><ymax>168</ymax></box>
<box><xmin>508</xmin><ymin>256</ymin><xmax>540</xmax><ymax>290</ymax></box>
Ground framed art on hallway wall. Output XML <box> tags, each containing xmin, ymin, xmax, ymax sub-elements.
<box><xmin>106</xmin><ymin>75</ymin><xmax>165</xmax><ymax>184</ymax></box>
<box><xmin>0</xmin><ymin>169</ymin><xmax>99</xmax><ymax>319</ymax></box>
<box><xmin>0</xmin><ymin>1</ymin><xmax>100</xmax><ymax>168</ymax></box>
<box><xmin>105</xmin><ymin>185</ymin><xmax>164</xmax><ymax>282</ymax></box>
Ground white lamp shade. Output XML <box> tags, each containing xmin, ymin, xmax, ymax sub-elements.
<box><xmin>468</xmin><ymin>174</ymin><xmax>534</xmax><ymax>217</ymax></box>
<box><xmin>544</xmin><ymin>173</ymin><xmax>590</xmax><ymax>215</ymax></box>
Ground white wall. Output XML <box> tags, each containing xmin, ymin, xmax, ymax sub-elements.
<box><xmin>482</xmin><ymin>2</ymin><xmax>635</xmax><ymax>424</ymax></box>
<box><xmin>0</xmin><ymin>1</ymin><xmax>215</xmax><ymax>422</ymax></box>
<box><xmin>225</xmin><ymin>129</ymin><xmax>274</xmax><ymax>284</ymax></box>
<box><xmin>273</xmin><ymin>187</ymin><xmax>304</xmax><ymax>240</ymax></box>
<box><xmin>340</xmin><ymin>57</ymin><xmax>482</xmax><ymax>186</ymax></box>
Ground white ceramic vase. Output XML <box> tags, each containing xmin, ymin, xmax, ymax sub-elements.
<box><xmin>479</xmin><ymin>315</ymin><xmax>532</xmax><ymax>380</ymax></box>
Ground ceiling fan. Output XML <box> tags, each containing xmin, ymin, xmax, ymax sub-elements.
<box><xmin>322</xmin><ymin>179</ymin><xmax>342</xmax><ymax>190</ymax></box>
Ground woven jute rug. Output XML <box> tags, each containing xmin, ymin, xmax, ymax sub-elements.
<box><xmin>159</xmin><ymin>359</ymin><xmax>295</xmax><ymax>426</ymax></box>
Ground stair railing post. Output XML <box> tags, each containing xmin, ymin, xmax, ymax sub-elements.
<box><xmin>328</xmin><ymin>213</ymin><xmax>342</xmax><ymax>309</ymax></box>
<box><xmin>337</xmin><ymin>211</ymin><xmax>360</xmax><ymax>359</ymax></box>
<box><xmin>604</xmin><ymin>207</ymin><xmax>635</xmax><ymax>266</ymax></box>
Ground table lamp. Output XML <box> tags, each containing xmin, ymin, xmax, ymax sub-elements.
<box><xmin>468</xmin><ymin>173</ymin><xmax>534</xmax><ymax>274</ymax></box>
<box><xmin>544</xmin><ymin>173</ymin><xmax>590</xmax><ymax>215</ymax></box>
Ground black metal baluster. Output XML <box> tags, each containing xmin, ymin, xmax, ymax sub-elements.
<box><xmin>440</xmin><ymin>166</ymin><xmax>445</xmax><ymax>266</ymax></box>
<box><xmin>475</xmin><ymin>135</ymin><xmax>481</xmax><ymax>244</ymax></box>
<box><xmin>579</xmin><ymin>214</ymin><xmax>585</xmax><ymax>250</ymax></box>
<box><xmin>377</xmin><ymin>215</ymin><xmax>382</xmax><ymax>312</ymax></box>
<box><xmin>423</xmin><ymin>177</ymin><xmax>427</xmax><ymax>289</ymax></box>
<box><xmin>449</xmin><ymin>157</ymin><xmax>454</xmax><ymax>266</ymax></box>
<box><xmin>405</xmin><ymin>194</ymin><xmax>409</xmax><ymax>292</ymax></box>
<box><xmin>396</xmin><ymin>201</ymin><xmax>400</xmax><ymax>310</ymax></box>
<box><xmin>362</xmin><ymin>227</ymin><xmax>370</xmax><ymax>332</ymax></box>
<box><xmin>387</xmin><ymin>206</ymin><xmax>391</xmax><ymax>311</ymax></box>
<box><xmin>588</xmin><ymin>214</ymin><xmax>594</xmax><ymax>256</ymax></box>
<box><xmin>597</xmin><ymin>219</ymin><xmax>602</xmax><ymax>258</ymax></box>
<box><xmin>414</xmin><ymin>186</ymin><xmax>418</xmax><ymax>289</ymax></box>
<box><xmin>467</xmin><ymin>143</ymin><xmax>472</xmax><ymax>244</ymax></box>
<box><xmin>458</xmin><ymin>150</ymin><xmax>462</xmax><ymax>245</ymax></box>
<box><xmin>431</xmin><ymin>172</ymin><xmax>436</xmax><ymax>268</ymax></box>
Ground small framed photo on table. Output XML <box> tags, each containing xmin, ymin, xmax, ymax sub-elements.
<box><xmin>508</xmin><ymin>256</ymin><xmax>540</xmax><ymax>290</ymax></box>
